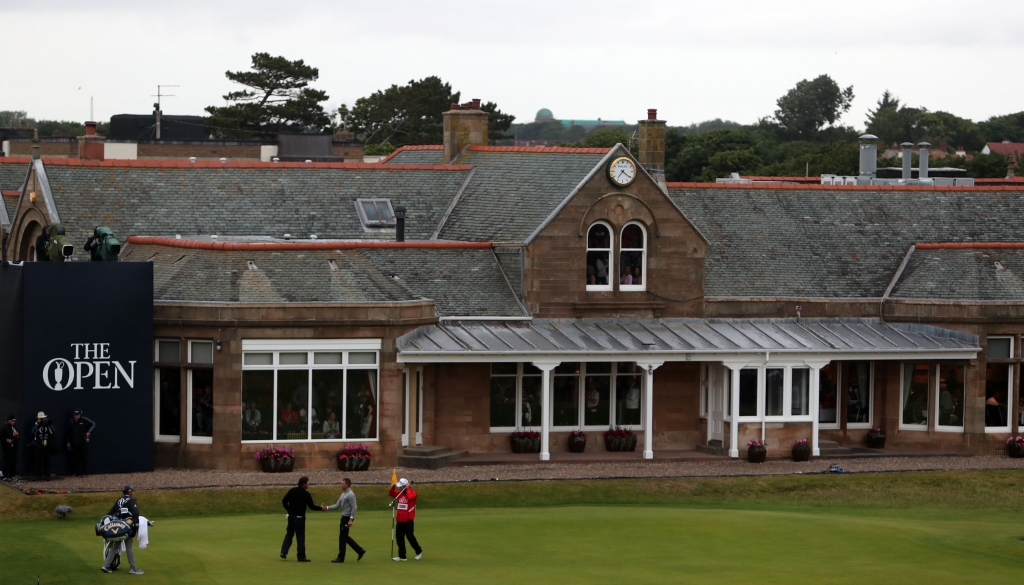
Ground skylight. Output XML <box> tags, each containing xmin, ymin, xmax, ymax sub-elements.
<box><xmin>355</xmin><ymin>199</ymin><xmax>396</xmax><ymax>229</ymax></box>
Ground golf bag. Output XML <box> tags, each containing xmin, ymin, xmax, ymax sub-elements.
<box><xmin>102</xmin><ymin>541</ymin><xmax>122</xmax><ymax>570</ymax></box>
<box><xmin>96</xmin><ymin>515</ymin><xmax>132</xmax><ymax>570</ymax></box>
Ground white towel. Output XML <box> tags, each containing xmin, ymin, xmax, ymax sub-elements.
<box><xmin>137</xmin><ymin>516</ymin><xmax>150</xmax><ymax>549</ymax></box>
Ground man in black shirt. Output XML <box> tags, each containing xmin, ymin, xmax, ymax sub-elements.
<box><xmin>66</xmin><ymin>409</ymin><xmax>96</xmax><ymax>476</ymax></box>
<box><xmin>35</xmin><ymin>225</ymin><xmax>50</xmax><ymax>262</ymax></box>
<box><xmin>102</xmin><ymin>486</ymin><xmax>143</xmax><ymax>575</ymax></box>
<box><xmin>1</xmin><ymin>415</ymin><xmax>19</xmax><ymax>481</ymax></box>
<box><xmin>281</xmin><ymin>476</ymin><xmax>325</xmax><ymax>562</ymax></box>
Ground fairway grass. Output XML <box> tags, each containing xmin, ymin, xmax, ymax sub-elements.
<box><xmin>2</xmin><ymin>471</ymin><xmax>1024</xmax><ymax>584</ymax></box>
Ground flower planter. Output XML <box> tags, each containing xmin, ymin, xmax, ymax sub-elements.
<box><xmin>1006</xmin><ymin>442</ymin><xmax>1024</xmax><ymax>459</ymax></box>
<box><xmin>867</xmin><ymin>436</ymin><xmax>886</xmax><ymax>449</ymax></box>
<box><xmin>568</xmin><ymin>435</ymin><xmax>587</xmax><ymax>453</ymax></box>
<box><xmin>260</xmin><ymin>457</ymin><xmax>294</xmax><ymax>473</ymax></box>
<box><xmin>337</xmin><ymin>456</ymin><xmax>371</xmax><ymax>471</ymax></box>
<box><xmin>604</xmin><ymin>434</ymin><xmax>637</xmax><ymax>452</ymax></box>
<box><xmin>511</xmin><ymin>435</ymin><xmax>541</xmax><ymax>454</ymax></box>
<box><xmin>747</xmin><ymin>447</ymin><xmax>767</xmax><ymax>463</ymax></box>
<box><xmin>792</xmin><ymin>447</ymin><xmax>811</xmax><ymax>462</ymax></box>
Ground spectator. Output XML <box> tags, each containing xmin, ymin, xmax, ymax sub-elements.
<box><xmin>633</xmin><ymin>266</ymin><xmax>642</xmax><ymax>285</ymax></box>
<box><xmin>35</xmin><ymin>225</ymin><xmax>51</xmax><ymax>262</ymax></box>
<box><xmin>620</xmin><ymin>267</ymin><xmax>632</xmax><ymax>285</ymax></box>
<box><xmin>323</xmin><ymin>412</ymin><xmax>340</xmax><ymax>439</ymax></box>
<box><xmin>281</xmin><ymin>403</ymin><xmax>300</xmax><ymax>432</ymax></box>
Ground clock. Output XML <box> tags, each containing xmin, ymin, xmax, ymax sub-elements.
<box><xmin>607</xmin><ymin>156</ymin><xmax>637</xmax><ymax>187</ymax></box>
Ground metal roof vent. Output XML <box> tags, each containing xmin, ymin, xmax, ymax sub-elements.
<box><xmin>918</xmin><ymin>142</ymin><xmax>931</xmax><ymax>179</ymax></box>
<box><xmin>283</xmin><ymin>233</ymin><xmax>292</xmax><ymax>240</ymax></box>
<box><xmin>189</xmin><ymin>157</ymin><xmax>196</xmax><ymax>163</ymax></box>
<box><xmin>995</xmin><ymin>261</ymin><xmax>1005</xmax><ymax>270</ymax></box>
<box><xmin>859</xmin><ymin>135</ymin><xmax>878</xmax><ymax>178</ymax></box>
<box><xmin>328</xmin><ymin>259</ymin><xmax>338</xmax><ymax>271</ymax></box>
<box><xmin>247</xmin><ymin>260</ymin><xmax>257</xmax><ymax>271</ymax></box>
<box><xmin>900</xmin><ymin>142</ymin><xmax>914</xmax><ymax>179</ymax></box>
<box><xmin>220</xmin><ymin>157</ymin><xmax>227</xmax><ymax>163</ymax></box>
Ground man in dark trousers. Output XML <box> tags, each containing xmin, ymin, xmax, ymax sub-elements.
<box><xmin>35</xmin><ymin>225</ymin><xmax>51</xmax><ymax>262</ymax></box>
<box><xmin>66</xmin><ymin>409</ymin><xmax>96</xmax><ymax>476</ymax></box>
<box><xmin>1</xmin><ymin>415</ymin><xmax>18</xmax><ymax>481</ymax></box>
<box><xmin>325</xmin><ymin>477</ymin><xmax>366</xmax><ymax>563</ymax></box>
<box><xmin>102</xmin><ymin>486</ymin><xmax>144</xmax><ymax>574</ymax></box>
<box><xmin>281</xmin><ymin>476</ymin><xmax>325</xmax><ymax>562</ymax></box>
<box><xmin>30</xmin><ymin>412</ymin><xmax>55</xmax><ymax>480</ymax></box>
<box><xmin>389</xmin><ymin>478</ymin><xmax>423</xmax><ymax>561</ymax></box>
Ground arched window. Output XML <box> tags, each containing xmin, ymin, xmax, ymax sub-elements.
<box><xmin>586</xmin><ymin>222</ymin><xmax>613</xmax><ymax>290</ymax></box>
<box><xmin>619</xmin><ymin>222</ymin><xmax>646</xmax><ymax>291</ymax></box>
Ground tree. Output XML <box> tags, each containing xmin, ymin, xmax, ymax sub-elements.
<box><xmin>979</xmin><ymin>112</ymin><xmax>1024</xmax><ymax>144</ymax></box>
<box><xmin>772</xmin><ymin>75</ymin><xmax>854</xmax><ymax>139</ymax></box>
<box><xmin>349</xmin><ymin>76</ymin><xmax>458</xmax><ymax>146</ymax></box>
<box><xmin>966</xmin><ymin>153</ymin><xmax>1011</xmax><ymax>178</ymax></box>
<box><xmin>582</xmin><ymin>128</ymin><xmax>631</xmax><ymax>148</ymax></box>
<box><xmin>205</xmin><ymin>53</ymin><xmax>331</xmax><ymax>139</ymax></box>
<box><xmin>480</xmin><ymin>101</ymin><xmax>515</xmax><ymax>139</ymax></box>
<box><xmin>0</xmin><ymin>110</ymin><xmax>32</xmax><ymax>127</ymax></box>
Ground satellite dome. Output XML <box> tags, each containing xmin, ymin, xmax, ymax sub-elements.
<box><xmin>535</xmin><ymin>108</ymin><xmax>554</xmax><ymax>121</ymax></box>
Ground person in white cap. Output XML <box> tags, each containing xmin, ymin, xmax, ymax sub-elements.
<box><xmin>389</xmin><ymin>478</ymin><xmax>422</xmax><ymax>561</ymax></box>
<box><xmin>30</xmin><ymin>412</ymin><xmax>55</xmax><ymax>481</ymax></box>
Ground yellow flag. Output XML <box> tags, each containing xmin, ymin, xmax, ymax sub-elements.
<box><xmin>391</xmin><ymin>467</ymin><xmax>397</xmax><ymax>486</ymax></box>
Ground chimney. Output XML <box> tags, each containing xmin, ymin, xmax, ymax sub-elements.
<box><xmin>31</xmin><ymin>128</ymin><xmax>40</xmax><ymax>160</ymax></box>
<box><xmin>858</xmin><ymin>134</ymin><xmax>878</xmax><ymax>178</ymax></box>
<box><xmin>78</xmin><ymin>121</ymin><xmax>105</xmax><ymax>160</ymax></box>
<box><xmin>638</xmin><ymin>108</ymin><xmax>667</xmax><ymax>192</ymax></box>
<box><xmin>394</xmin><ymin>205</ymin><xmax>407</xmax><ymax>242</ymax></box>
<box><xmin>900</xmin><ymin>142</ymin><xmax>913</xmax><ymax>179</ymax></box>
<box><xmin>442</xmin><ymin>99</ymin><xmax>488</xmax><ymax>164</ymax></box>
<box><xmin>918</xmin><ymin>142</ymin><xmax>930</xmax><ymax>179</ymax></box>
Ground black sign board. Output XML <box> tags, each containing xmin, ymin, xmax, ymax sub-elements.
<box><xmin>1</xmin><ymin>262</ymin><xmax>153</xmax><ymax>475</ymax></box>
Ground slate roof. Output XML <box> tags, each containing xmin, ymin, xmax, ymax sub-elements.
<box><xmin>123</xmin><ymin>244</ymin><xmax>526</xmax><ymax>316</ymax></box>
<box><xmin>891</xmin><ymin>247</ymin><xmax>1024</xmax><ymax>301</ymax></box>
<box><xmin>42</xmin><ymin>163</ymin><xmax>470</xmax><ymax>247</ymax></box>
<box><xmin>437</xmin><ymin>146</ymin><xmax>610</xmax><ymax>243</ymax></box>
<box><xmin>668</xmin><ymin>185</ymin><xmax>1024</xmax><ymax>298</ymax></box>
<box><xmin>399</xmin><ymin>318</ymin><xmax>979</xmax><ymax>358</ymax></box>
<box><xmin>0</xmin><ymin>160</ymin><xmax>28</xmax><ymax>227</ymax></box>
<box><xmin>383</xmin><ymin>146</ymin><xmax>445</xmax><ymax>165</ymax></box>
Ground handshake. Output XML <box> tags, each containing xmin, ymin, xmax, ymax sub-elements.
<box><xmin>320</xmin><ymin>503</ymin><xmax>327</xmax><ymax>511</ymax></box>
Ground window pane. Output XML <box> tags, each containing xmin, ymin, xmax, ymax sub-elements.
<box><xmin>157</xmin><ymin>340</ymin><xmax>180</xmax><ymax>363</ymax></box>
<box><xmin>619</xmin><ymin>251</ymin><xmax>643</xmax><ymax>285</ymax></box>
<box><xmin>901</xmin><ymin>363</ymin><xmax>930</xmax><ymax>426</ymax></box>
<box><xmin>617</xmin><ymin>362</ymin><xmax>640</xmax><ymax>374</ymax></box>
<box><xmin>376</xmin><ymin>201</ymin><xmax>395</xmax><ymax>223</ymax></box>
<box><xmin>190</xmin><ymin>341</ymin><xmax>214</xmax><ymax>364</ymax></box>
<box><xmin>244</xmin><ymin>352</ymin><xmax>273</xmax><ymax>366</ymax></box>
<box><xmin>360</xmin><ymin>200</ymin><xmax>381</xmax><ymax>222</ymax></box>
<box><xmin>157</xmin><ymin>367</ymin><xmax>181</xmax><ymax>436</ymax></box>
<box><xmin>190</xmin><ymin>369</ymin><xmax>213</xmax><ymax>437</ymax></box>
<box><xmin>242</xmin><ymin>370</ymin><xmax>273</xmax><ymax>441</ymax></box>
<box><xmin>346</xmin><ymin>369</ymin><xmax>378</xmax><ymax>439</ymax></box>
<box><xmin>280</xmin><ymin>352</ymin><xmax>308</xmax><ymax>365</ymax></box>
<box><xmin>553</xmin><ymin>375</ymin><xmax>579</xmax><ymax>426</ymax></box>
<box><xmin>819</xmin><ymin>362</ymin><xmax>838</xmax><ymax>423</ymax></box>
<box><xmin>938</xmin><ymin>365</ymin><xmax>965</xmax><ymax>428</ymax></box>
<box><xmin>584</xmin><ymin>375</ymin><xmax>610</xmax><ymax>426</ymax></box>
<box><xmin>739</xmin><ymin>368</ymin><xmax>758</xmax><ymax>417</ymax></box>
<box><xmin>846</xmin><ymin>361</ymin><xmax>871</xmax><ymax>424</ymax></box>
<box><xmin>586</xmin><ymin>251</ymin><xmax>610</xmax><ymax>285</ymax></box>
<box><xmin>621</xmin><ymin>224</ymin><xmax>644</xmax><ymax>249</ymax></box>
<box><xmin>523</xmin><ymin>363</ymin><xmax>542</xmax><ymax>375</ymax></box>
<box><xmin>555</xmin><ymin>362</ymin><xmax>580</xmax><ymax>374</ymax></box>
<box><xmin>765</xmin><ymin>368</ymin><xmax>784</xmax><ymax>416</ymax></box>
<box><xmin>587</xmin><ymin>362</ymin><xmax>611</xmax><ymax>374</ymax></box>
<box><xmin>314</xmin><ymin>352</ymin><xmax>343</xmax><ymax>365</ymax></box>
<box><xmin>277</xmin><ymin>370</ymin><xmax>309</xmax><ymax>440</ymax></box>
<box><xmin>521</xmin><ymin>376</ymin><xmax>541</xmax><ymax>427</ymax></box>
<box><xmin>616</xmin><ymin>375</ymin><xmax>641</xmax><ymax>426</ymax></box>
<box><xmin>987</xmin><ymin>337</ymin><xmax>1012</xmax><ymax>359</ymax></box>
<box><xmin>587</xmin><ymin>224</ymin><xmax>610</xmax><ymax>248</ymax></box>
<box><xmin>313</xmin><ymin>370</ymin><xmax>343</xmax><ymax>439</ymax></box>
<box><xmin>985</xmin><ymin>363</ymin><xmax>1010</xmax><ymax>427</ymax></box>
<box><xmin>791</xmin><ymin>368</ymin><xmax>809</xmax><ymax>416</ymax></box>
<box><xmin>490</xmin><ymin>376</ymin><xmax>516</xmax><ymax>427</ymax></box>
<box><xmin>349</xmin><ymin>352</ymin><xmax>376</xmax><ymax>365</ymax></box>
<box><xmin>492</xmin><ymin>363</ymin><xmax>517</xmax><ymax>376</ymax></box>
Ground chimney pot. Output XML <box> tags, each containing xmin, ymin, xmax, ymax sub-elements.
<box><xmin>472</xmin><ymin>98</ymin><xmax>481</xmax><ymax>110</ymax></box>
<box><xmin>450</xmin><ymin>103</ymin><xmax>459</xmax><ymax>111</ymax></box>
<box><xmin>647</xmin><ymin>108</ymin><xmax>658</xmax><ymax>120</ymax></box>
<box><xmin>394</xmin><ymin>205</ymin><xmax>407</xmax><ymax>242</ymax></box>
<box><xmin>85</xmin><ymin>121</ymin><xmax>97</xmax><ymax>136</ymax></box>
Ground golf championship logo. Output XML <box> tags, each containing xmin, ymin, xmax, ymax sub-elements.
<box><xmin>42</xmin><ymin>343</ymin><xmax>137</xmax><ymax>391</ymax></box>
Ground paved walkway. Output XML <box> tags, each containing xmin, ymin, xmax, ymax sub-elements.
<box><xmin>7</xmin><ymin>452</ymin><xmax>1023</xmax><ymax>494</ymax></box>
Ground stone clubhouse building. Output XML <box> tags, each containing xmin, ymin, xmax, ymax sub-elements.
<box><xmin>1</xmin><ymin>102</ymin><xmax>1022</xmax><ymax>469</ymax></box>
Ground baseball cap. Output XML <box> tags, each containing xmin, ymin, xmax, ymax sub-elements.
<box><xmin>123</xmin><ymin>486</ymin><xmax>134</xmax><ymax>494</ymax></box>
<box><xmin>396</xmin><ymin>478</ymin><xmax>409</xmax><ymax>489</ymax></box>
<box><xmin>6</xmin><ymin>415</ymin><xmax>15</xmax><ymax>422</ymax></box>
<box><xmin>73</xmin><ymin>409</ymin><xmax>82</xmax><ymax>415</ymax></box>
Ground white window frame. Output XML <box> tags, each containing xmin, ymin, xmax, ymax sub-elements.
<box><xmin>489</xmin><ymin>363</ymin><xmax>544</xmax><ymax>433</ymax></box>
<box><xmin>415</xmin><ymin>367</ymin><xmax>424</xmax><ymax>445</ymax></box>
<box><xmin>844</xmin><ymin>361</ymin><xmax>874</xmax><ymax>430</ymax></box>
<box><xmin>550</xmin><ymin>362</ymin><xmax>645</xmax><ymax>432</ymax></box>
<box><xmin>985</xmin><ymin>336</ymin><xmax>1014</xmax><ymax>433</ymax></box>
<box><xmin>899</xmin><ymin>362</ymin><xmax>931</xmax><ymax>431</ymax></box>
<box><xmin>586</xmin><ymin>221</ymin><xmax>614</xmax><ymax>292</ymax></box>
<box><xmin>735</xmin><ymin>364</ymin><xmax>817</xmax><ymax>424</ymax></box>
<box><xmin>186</xmin><ymin>340</ymin><xmax>215</xmax><ymax>444</ymax></box>
<box><xmin>699</xmin><ymin>364</ymin><xmax>709</xmax><ymax>418</ymax></box>
<box><xmin>935</xmin><ymin>364</ymin><xmax>967</xmax><ymax>433</ymax></box>
<box><xmin>401</xmin><ymin>369</ymin><xmax>410</xmax><ymax>448</ymax></box>
<box><xmin>618</xmin><ymin>221</ymin><xmax>647</xmax><ymax>292</ymax></box>
<box><xmin>240</xmin><ymin>339</ymin><xmax>382</xmax><ymax>444</ymax></box>
<box><xmin>354</xmin><ymin>198</ymin><xmax>396</xmax><ymax>229</ymax></box>
<box><xmin>153</xmin><ymin>339</ymin><xmax>181</xmax><ymax>443</ymax></box>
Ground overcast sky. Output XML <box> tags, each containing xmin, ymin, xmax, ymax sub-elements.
<box><xmin>3</xmin><ymin>0</ymin><xmax>1023</xmax><ymax>130</ymax></box>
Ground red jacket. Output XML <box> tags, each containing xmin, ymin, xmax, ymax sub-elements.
<box><xmin>389</xmin><ymin>485</ymin><xmax>417</xmax><ymax>522</ymax></box>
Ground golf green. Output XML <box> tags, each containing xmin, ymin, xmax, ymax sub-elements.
<box><xmin>3</xmin><ymin>503</ymin><xmax>1023</xmax><ymax>584</ymax></box>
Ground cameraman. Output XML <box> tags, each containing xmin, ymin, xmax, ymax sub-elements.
<box><xmin>102</xmin><ymin>486</ymin><xmax>144</xmax><ymax>575</ymax></box>
<box><xmin>35</xmin><ymin>225</ymin><xmax>51</xmax><ymax>262</ymax></box>
<box><xmin>67</xmin><ymin>409</ymin><xmax>96</xmax><ymax>476</ymax></box>
<box><xmin>30</xmin><ymin>412</ymin><xmax>55</xmax><ymax>481</ymax></box>
<box><xmin>2</xmin><ymin>415</ymin><xmax>18</xmax><ymax>481</ymax></box>
<box><xmin>84</xmin><ymin>229</ymin><xmax>102</xmax><ymax>262</ymax></box>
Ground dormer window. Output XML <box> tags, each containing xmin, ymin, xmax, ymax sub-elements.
<box><xmin>356</xmin><ymin>199</ymin><xmax>396</xmax><ymax>229</ymax></box>
<box><xmin>586</xmin><ymin>222</ymin><xmax>613</xmax><ymax>291</ymax></box>
<box><xmin>619</xmin><ymin>222</ymin><xmax>646</xmax><ymax>291</ymax></box>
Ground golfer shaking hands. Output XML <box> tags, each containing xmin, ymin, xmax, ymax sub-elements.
<box><xmin>325</xmin><ymin>477</ymin><xmax>366</xmax><ymax>563</ymax></box>
<box><xmin>389</xmin><ymin>478</ymin><xmax>423</xmax><ymax>561</ymax></box>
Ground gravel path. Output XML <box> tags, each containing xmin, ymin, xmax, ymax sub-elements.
<box><xmin>9</xmin><ymin>455</ymin><xmax>1024</xmax><ymax>493</ymax></box>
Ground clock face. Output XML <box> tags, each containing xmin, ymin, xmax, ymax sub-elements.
<box><xmin>608</xmin><ymin>157</ymin><xmax>636</xmax><ymax>187</ymax></box>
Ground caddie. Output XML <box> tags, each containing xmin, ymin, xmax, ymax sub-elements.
<box><xmin>102</xmin><ymin>486</ymin><xmax>143</xmax><ymax>575</ymax></box>
<box><xmin>389</xmin><ymin>478</ymin><xmax>423</xmax><ymax>561</ymax></box>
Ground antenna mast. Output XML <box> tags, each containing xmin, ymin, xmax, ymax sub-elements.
<box><xmin>152</xmin><ymin>85</ymin><xmax>179</xmax><ymax>139</ymax></box>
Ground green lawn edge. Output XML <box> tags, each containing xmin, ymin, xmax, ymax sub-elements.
<box><xmin>3</xmin><ymin>469</ymin><xmax>1024</xmax><ymax>523</ymax></box>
